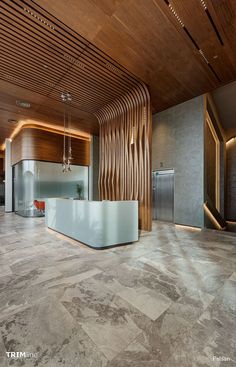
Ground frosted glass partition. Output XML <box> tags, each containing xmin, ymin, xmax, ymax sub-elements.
<box><xmin>14</xmin><ymin>160</ymin><xmax>88</xmax><ymax>217</ymax></box>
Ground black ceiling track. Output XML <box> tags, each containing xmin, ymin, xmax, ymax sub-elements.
<box><xmin>163</xmin><ymin>0</ymin><xmax>221</xmax><ymax>82</ymax></box>
<box><xmin>205</xmin><ymin>8</ymin><xmax>224</xmax><ymax>46</ymax></box>
<box><xmin>182</xmin><ymin>27</ymin><xmax>200</xmax><ymax>51</ymax></box>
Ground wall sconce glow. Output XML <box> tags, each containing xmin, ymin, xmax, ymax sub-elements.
<box><xmin>175</xmin><ymin>224</ymin><xmax>201</xmax><ymax>231</ymax></box>
<box><xmin>226</xmin><ymin>136</ymin><xmax>236</xmax><ymax>146</ymax></box>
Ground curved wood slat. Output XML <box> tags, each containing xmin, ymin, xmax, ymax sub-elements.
<box><xmin>95</xmin><ymin>84</ymin><xmax>152</xmax><ymax>231</ymax></box>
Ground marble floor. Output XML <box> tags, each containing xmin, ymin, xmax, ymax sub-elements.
<box><xmin>0</xmin><ymin>212</ymin><xmax>235</xmax><ymax>367</ymax></box>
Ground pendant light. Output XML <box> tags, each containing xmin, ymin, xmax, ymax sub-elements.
<box><xmin>61</xmin><ymin>91</ymin><xmax>72</xmax><ymax>172</ymax></box>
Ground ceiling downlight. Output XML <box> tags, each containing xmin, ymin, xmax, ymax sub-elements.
<box><xmin>200</xmin><ymin>0</ymin><xmax>207</xmax><ymax>10</ymax></box>
<box><xmin>105</xmin><ymin>63</ymin><xmax>122</xmax><ymax>75</ymax></box>
<box><xmin>63</xmin><ymin>54</ymin><xmax>85</xmax><ymax>69</ymax></box>
<box><xmin>16</xmin><ymin>100</ymin><xmax>31</xmax><ymax>108</ymax></box>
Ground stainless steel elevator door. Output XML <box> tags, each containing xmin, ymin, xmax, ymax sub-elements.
<box><xmin>152</xmin><ymin>170</ymin><xmax>174</xmax><ymax>222</ymax></box>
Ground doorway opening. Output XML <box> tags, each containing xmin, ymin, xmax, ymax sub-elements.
<box><xmin>152</xmin><ymin>169</ymin><xmax>174</xmax><ymax>222</ymax></box>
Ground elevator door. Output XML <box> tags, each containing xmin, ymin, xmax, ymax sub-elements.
<box><xmin>153</xmin><ymin>170</ymin><xmax>174</xmax><ymax>222</ymax></box>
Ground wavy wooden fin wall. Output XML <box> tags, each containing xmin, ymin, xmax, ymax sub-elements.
<box><xmin>95</xmin><ymin>84</ymin><xmax>152</xmax><ymax>231</ymax></box>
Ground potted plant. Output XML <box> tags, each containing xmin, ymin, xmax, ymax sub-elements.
<box><xmin>76</xmin><ymin>183</ymin><xmax>84</xmax><ymax>200</ymax></box>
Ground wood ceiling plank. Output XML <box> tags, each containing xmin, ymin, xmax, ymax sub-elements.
<box><xmin>90</xmin><ymin>0</ymin><xmax>124</xmax><ymax>17</ymax></box>
<box><xmin>95</xmin><ymin>1</ymin><xmax>222</xmax><ymax>108</ymax></box>
<box><xmin>31</xmin><ymin>0</ymin><xmax>109</xmax><ymax>41</ymax></box>
<box><xmin>170</xmin><ymin>0</ymin><xmax>236</xmax><ymax>81</ymax></box>
<box><xmin>0</xmin><ymin>55</ymin><xmax>61</xmax><ymax>88</ymax></box>
<box><xmin>32</xmin><ymin>0</ymin><xmax>236</xmax><ymax>112</ymax></box>
<box><xmin>1</xmin><ymin>0</ymin><xmax>236</xmax><ymax>145</ymax></box>
<box><xmin>0</xmin><ymin>34</ymin><xmax>67</xmax><ymax>74</ymax></box>
<box><xmin>0</xmin><ymin>0</ymin><xmax>138</xmax><ymax>141</ymax></box>
<box><xmin>206</xmin><ymin>0</ymin><xmax>236</xmax><ymax>70</ymax></box>
<box><xmin>1</xmin><ymin>1</ymin><xmax>88</xmax><ymax>56</ymax></box>
<box><xmin>0</xmin><ymin>27</ymin><xmax>132</xmax><ymax>98</ymax></box>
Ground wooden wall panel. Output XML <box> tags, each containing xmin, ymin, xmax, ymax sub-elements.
<box><xmin>205</xmin><ymin>120</ymin><xmax>217</xmax><ymax>207</ymax></box>
<box><xmin>11</xmin><ymin>128</ymin><xmax>90</xmax><ymax>166</ymax></box>
<box><xmin>226</xmin><ymin>140</ymin><xmax>236</xmax><ymax>221</ymax></box>
<box><xmin>95</xmin><ymin>84</ymin><xmax>152</xmax><ymax>231</ymax></box>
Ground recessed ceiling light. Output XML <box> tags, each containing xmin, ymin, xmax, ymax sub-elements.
<box><xmin>200</xmin><ymin>0</ymin><xmax>207</xmax><ymax>10</ymax></box>
<box><xmin>16</xmin><ymin>100</ymin><xmax>31</xmax><ymax>108</ymax></box>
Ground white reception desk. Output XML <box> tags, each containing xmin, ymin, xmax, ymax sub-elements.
<box><xmin>45</xmin><ymin>198</ymin><xmax>139</xmax><ymax>249</ymax></box>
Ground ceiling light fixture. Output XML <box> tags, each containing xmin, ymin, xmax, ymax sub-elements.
<box><xmin>168</xmin><ymin>4</ymin><xmax>185</xmax><ymax>27</ymax></box>
<box><xmin>226</xmin><ymin>136</ymin><xmax>236</xmax><ymax>145</ymax></box>
<box><xmin>16</xmin><ymin>100</ymin><xmax>31</xmax><ymax>108</ymax></box>
<box><xmin>199</xmin><ymin>49</ymin><xmax>209</xmax><ymax>64</ymax></box>
<box><xmin>61</xmin><ymin>91</ymin><xmax>73</xmax><ymax>173</ymax></box>
<box><xmin>200</xmin><ymin>0</ymin><xmax>207</xmax><ymax>10</ymax></box>
<box><xmin>105</xmin><ymin>63</ymin><xmax>122</xmax><ymax>74</ymax></box>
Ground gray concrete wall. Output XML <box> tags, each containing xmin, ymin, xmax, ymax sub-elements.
<box><xmin>152</xmin><ymin>96</ymin><xmax>204</xmax><ymax>227</ymax></box>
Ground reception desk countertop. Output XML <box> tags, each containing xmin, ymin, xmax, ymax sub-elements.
<box><xmin>45</xmin><ymin>198</ymin><xmax>138</xmax><ymax>249</ymax></box>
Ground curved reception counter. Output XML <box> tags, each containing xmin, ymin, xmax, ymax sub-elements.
<box><xmin>45</xmin><ymin>198</ymin><xmax>139</xmax><ymax>249</ymax></box>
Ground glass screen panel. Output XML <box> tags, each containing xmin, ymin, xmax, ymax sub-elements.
<box><xmin>14</xmin><ymin>160</ymin><xmax>88</xmax><ymax>217</ymax></box>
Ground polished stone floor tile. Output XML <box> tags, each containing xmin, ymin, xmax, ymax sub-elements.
<box><xmin>117</xmin><ymin>286</ymin><xmax>172</xmax><ymax>321</ymax></box>
<box><xmin>0</xmin><ymin>213</ymin><xmax>235</xmax><ymax>366</ymax></box>
<box><xmin>229</xmin><ymin>272</ymin><xmax>236</xmax><ymax>282</ymax></box>
<box><xmin>0</xmin><ymin>295</ymin><xmax>108</xmax><ymax>367</ymax></box>
<box><xmin>60</xmin><ymin>277</ymin><xmax>142</xmax><ymax>361</ymax></box>
<box><xmin>0</xmin><ymin>265</ymin><xmax>12</xmax><ymax>278</ymax></box>
<box><xmin>107</xmin><ymin>339</ymin><xmax>157</xmax><ymax>367</ymax></box>
<box><xmin>164</xmin><ymin>305</ymin><xmax>236</xmax><ymax>366</ymax></box>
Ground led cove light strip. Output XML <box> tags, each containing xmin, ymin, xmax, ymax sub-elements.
<box><xmin>204</xmin><ymin>203</ymin><xmax>223</xmax><ymax>230</ymax></box>
<box><xmin>175</xmin><ymin>224</ymin><xmax>201</xmax><ymax>231</ymax></box>
<box><xmin>226</xmin><ymin>136</ymin><xmax>236</xmax><ymax>145</ymax></box>
<box><xmin>1</xmin><ymin>120</ymin><xmax>91</xmax><ymax>150</ymax></box>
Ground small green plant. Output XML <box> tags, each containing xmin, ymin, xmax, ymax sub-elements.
<box><xmin>76</xmin><ymin>183</ymin><xmax>84</xmax><ymax>199</ymax></box>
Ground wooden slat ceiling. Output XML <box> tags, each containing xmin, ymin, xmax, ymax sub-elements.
<box><xmin>0</xmin><ymin>0</ymin><xmax>141</xmax><ymax>145</ymax></box>
<box><xmin>34</xmin><ymin>0</ymin><xmax>236</xmax><ymax>100</ymax></box>
<box><xmin>1</xmin><ymin>0</ymin><xmax>236</xmax><ymax>146</ymax></box>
